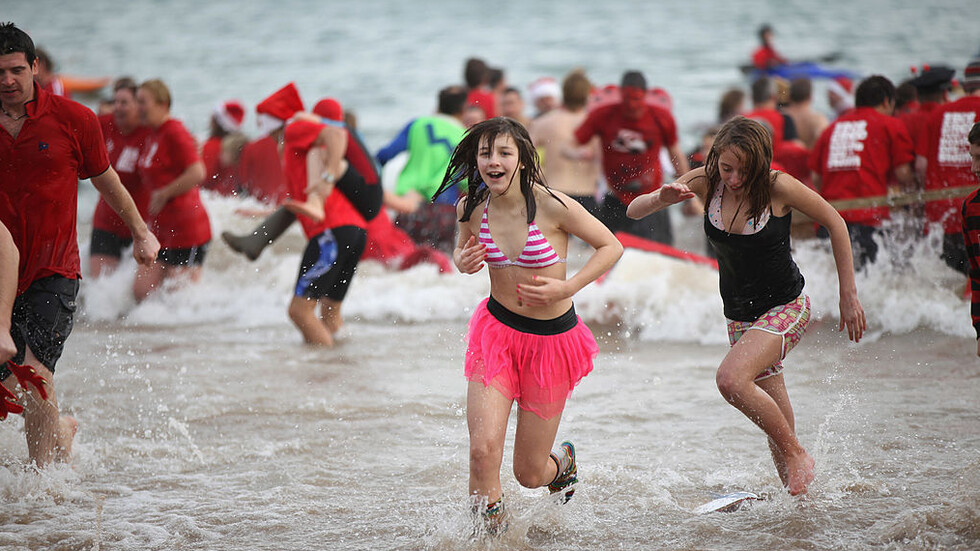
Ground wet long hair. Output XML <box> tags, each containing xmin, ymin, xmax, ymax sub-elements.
<box><xmin>702</xmin><ymin>116</ymin><xmax>777</xmax><ymax>225</ymax></box>
<box><xmin>433</xmin><ymin>117</ymin><xmax>561</xmax><ymax>224</ymax></box>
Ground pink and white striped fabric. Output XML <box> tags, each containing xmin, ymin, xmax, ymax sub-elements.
<box><xmin>479</xmin><ymin>199</ymin><xmax>565</xmax><ymax>268</ymax></box>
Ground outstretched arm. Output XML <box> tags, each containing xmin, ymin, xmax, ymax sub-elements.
<box><xmin>627</xmin><ymin>167</ymin><xmax>706</xmax><ymax>220</ymax></box>
<box><xmin>777</xmin><ymin>173</ymin><xmax>865</xmax><ymax>342</ymax></box>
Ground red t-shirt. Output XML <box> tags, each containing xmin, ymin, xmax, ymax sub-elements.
<box><xmin>93</xmin><ymin>113</ymin><xmax>151</xmax><ymax>237</ymax></box>
<box><xmin>239</xmin><ymin>135</ymin><xmax>286</xmax><ymax>203</ymax></box>
<box><xmin>744</xmin><ymin>108</ymin><xmax>786</xmax><ymax>145</ymax></box>
<box><xmin>200</xmin><ymin>136</ymin><xmax>240</xmax><ymax>196</ymax></box>
<box><xmin>919</xmin><ymin>96</ymin><xmax>980</xmax><ymax>234</ymax></box>
<box><xmin>0</xmin><ymin>88</ymin><xmax>108</xmax><ymax>294</ymax></box>
<box><xmin>808</xmin><ymin>107</ymin><xmax>915</xmax><ymax>226</ymax></box>
<box><xmin>466</xmin><ymin>88</ymin><xmax>496</xmax><ymax>119</ymax></box>
<box><xmin>899</xmin><ymin>100</ymin><xmax>940</xmax><ymax>157</ymax></box>
<box><xmin>752</xmin><ymin>46</ymin><xmax>787</xmax><ymax>70</ymax></box>
<box><xmin>574</xmin><ymin>102</ymin><xmax>679</xmax><ymax>204</ymax></box>
<box><xmin>283</xmin><ymin>119</ymin><xmax>366</xmax><ymax>238</ymax></box>
<box><xmin>137</xmin><ymin>118</ymin><xmax>211</xmax><ymax>249</ymax></box>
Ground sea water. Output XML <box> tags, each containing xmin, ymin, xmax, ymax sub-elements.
<box><xmin>2</xmin><ymin>1</ymin><xmax>979</xmax><ymax>550</ymax></box>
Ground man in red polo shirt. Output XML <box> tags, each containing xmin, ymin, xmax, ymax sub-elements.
<box><xmin>0</xmin><ymin>23</ymin><xmax>159</xmax><ymax>466</ymax></box>
<box><xmin>282</xmin><ymin>115</ymin><xmax>367</xmax><ymax>347</ymax></box>
<box><xmin>918</xmin><ymin>56</ymin><xmax>980</xmax><ymax>274</ymax></box>
<box><xmin>574</xmin><ymin>70</ymin><xmax>688</xmax><ymax>244</ymax></box>
<box><xmin>809</xmin><ymin>75</ymin><xmax>916</xmax><ymax>269</ymax></box>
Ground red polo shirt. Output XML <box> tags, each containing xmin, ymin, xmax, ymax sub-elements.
<box><xmin>0</xmin><ymin>87</ymin><xmax>108</xmax><ymax>294</ymax></box>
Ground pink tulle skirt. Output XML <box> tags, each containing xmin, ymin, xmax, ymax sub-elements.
<box><xmin>465</xmin><ymin>297</ymin><xmax>598</xmax><ymax>419</ymax></box>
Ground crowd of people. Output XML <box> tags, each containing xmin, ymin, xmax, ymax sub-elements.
<box><xmin>3</xmin><ymin>19</ymin><xmax>980</xmax><ymax>537</ymax></box>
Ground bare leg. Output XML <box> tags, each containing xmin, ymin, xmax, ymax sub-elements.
<box><xmin>467</xmin><ymin>381</ymin><xmax>514</xmax><ymax>504</ymax></box>
<box><xmin>89</xmin><ymin>254</ymin><xmax>120</xmax><ymax>278</ymax></box>
<box><xmin>288</xmin><ymin>296</ymin><xmax>335</xmax><ymax>346</ymax></box>
<box><xmin>133</xmin><ymin>261</ymin><xmax>165</xmax><ymax>302</ymax></box>
<box><xmin>715</xmin><ymin>330</ymin><xmax>814</xmax><ymax>495</ymax></box>
<box><xmin>512</xmin><ymin>408</ymin><xmax>563</xmax><ymax>489</ymax></box>
<box><xmin>318</xmin><ymin>298</ymin><xmax>344</xmax><ymax>335</ymax></box>
<box><xmin>283</xmin><ymin>193</ymin><xmax>326</xmax><ymax>223</ymax></box>
<box><xmin>756</xmin><ymin>374</ymin><xmax>795</xmax><ymax>487</ymax></box>
<box><xmin>162</xmin><ymin>265</ymin><xmax>203</xmax><ymax>289</ymax></box>
<box><xmin>3</xmin><ymin>347</ymin><xmax>78</xmax><ymax>466</ymax></box>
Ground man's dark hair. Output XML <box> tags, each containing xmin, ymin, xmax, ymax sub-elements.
<box><xmin>788</xmin><ymin>78</ymin><xmax>812</xmax><ymax>104</ymax></box>
<box><xmin>968</xmin><ymin>121</ymin><xmax>980</xmax><ymax>146</ymax></box>
<box><xmin>621</xmin><ymin>70</ymin><xmax>646</xmax><ymax>90</ymax></box>
<box><xmin>0</xmin><ymin>22</ymin><xmax>36</xmax><ymax>65</ymax></box>
<box><xmin>438</xmin><ymin>85</ymin><xmax>468</xmax><ymax>116</ymax></box>
<box><xmin>895</xmin><ymin>81</ymin><xmax>918</xmax><ymax>111</ymax></box>
<box><xmin>488</xmin><ymin>67</ymin><xmax>505</xmax><ymax>89</ymax></box>
<box><xmin>463</xmin><ymin>58</ymin><xmax>488</xmax><ymax>89</ymax></box>
<box><xmin>855</xmin><ymin>75</ymin><xmax>896</xmax><ymax>108</ymax></box>
<box><xmin>751</xmin><ymin>76</ymin><xmax>774</xmax><ymax>105</ymax></box>
<box><xmin>758</xmin><ymin>23</ymin><xmax>773</xmax><ymax>43</ymax></box>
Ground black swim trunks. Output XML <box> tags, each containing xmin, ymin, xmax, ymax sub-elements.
<box><xmin>1</xmin><ymin>275</ymin><xmax>79</xmax><ymax>381</ymax></box>
<box><xmin>294</xmin><ymin>225</ymin><xmax>367</xmax><ymax>301</ymax></box>
<box><xmin>158</xmin><ymin>244</ymin><xmax>209</xmax><ymax>267</ymax></box>
<box><xmin>89</xmin><ymin>228</ymin><xmax>133</xmax><ymax>258</ymax></box>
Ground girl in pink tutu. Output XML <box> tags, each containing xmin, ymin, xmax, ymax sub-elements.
<box><xmin>433</xmin><ymin>117</ymin><xmax>622</xmax><ymax>533</ymax></box>
<box><xmin>626</xmin><ymin>116</ymin><xmax>866</xmax><ymax>497</ymax></box>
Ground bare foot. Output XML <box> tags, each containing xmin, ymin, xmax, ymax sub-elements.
<box><xmin>283</xmin><ymin>198</ymin><xmax>325</xmax><ymax>223</ymax></box>
<box><xmin>785</xmin><ymin>451</ymin><xmax>815</xmax><ymax>496</ymax></box>
<box><xmin>768</xmin><ymin>437</ymin><xmax>789</xmax><ymax>487</ymax></box>
<box><xmin>56</xmin><ymin>415</ymin><xmax>78</xmax><ymax>463</ymax></box>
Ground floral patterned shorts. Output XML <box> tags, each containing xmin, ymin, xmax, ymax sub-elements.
<box><xmin>726</xmin><ymin>294</ymin><xmax>811</xmax><ymax>381</ymax></box>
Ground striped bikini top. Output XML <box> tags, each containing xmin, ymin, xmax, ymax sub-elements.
<box><xmin>479</xmin><ymin>198</ymin><xmax>565</xmax><ymax>269</ymax></box>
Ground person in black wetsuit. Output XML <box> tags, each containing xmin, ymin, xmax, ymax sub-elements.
<box><xmin>626</xmin><ymin>116</ymin><xmax>866</xmax><ymax>497</ymax></box>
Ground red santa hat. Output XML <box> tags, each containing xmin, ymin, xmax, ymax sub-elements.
<box><xmin>313</xmin><ymin>97</ymin><xmax>344</xmax><ymax>122</ymax></box>
<box><xmin>255</xmin><ymin>83</ymin><xmax>304</xmax><ymax>135</ymax></box>
<box><xmin>827</xmin><ymin>77</ymin><xmax>855</xmax><ymax>113</ymax></box>
<box><xmin>213</xmin><ymin>100</ymin><xmax>245</xmax><ymax>133</ymax></box>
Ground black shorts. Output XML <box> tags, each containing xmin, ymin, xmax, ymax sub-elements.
<box><xmin>1</xmin><ymin>275</ymin><xmax>79</xmax><ymax>380</ymax></box>
<box><xmin>158</xmin><ymin>244</ymin><xmax>209</xmax><ymax>267</ymax></box>
<box><xmin>294</xmin><ymin>225</ymin><xmax>366</xmax><ymax>301</ymax></box>
<box><xmin>90</xmin><ymin>228</ymin><xmax>132</xmax><ymax>258</ymax></box>
<box><xmin>942</xmin><ymin>232</ymin><xmax>968</xmax><ymax>275</ymax></box>
<box><xmin>817</xmin><ymin>223</ymin><xmax>879</xmax><ymax>271</ymax></box>
<box><xmin>599</xmin><ymin>192</ymin><xmax>673</xmax><ymax>245</ymax></box>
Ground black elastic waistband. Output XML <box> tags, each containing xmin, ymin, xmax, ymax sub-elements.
<box><xmin>486</xmin><ymin>295</ymin><xmax>577</xmax><ymax>335</ymax></box>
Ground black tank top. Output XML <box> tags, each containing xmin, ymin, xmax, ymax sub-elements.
<box><xmin>705</xmin><ymin>210</ymin><xmax>805</xmax><ymax>322</ymax></box>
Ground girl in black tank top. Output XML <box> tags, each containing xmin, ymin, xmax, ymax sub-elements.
<box><xmin>624</xmin><ymin>116</ymin><xmax>866</xmax><ymax>497</ymax></box>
